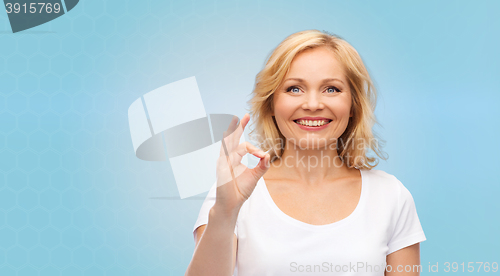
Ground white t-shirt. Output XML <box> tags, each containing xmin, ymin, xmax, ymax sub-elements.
<box><xmin>192</xmin><ymin>169</ymin><xmax>426</xmax><ymax>275</ymax></box>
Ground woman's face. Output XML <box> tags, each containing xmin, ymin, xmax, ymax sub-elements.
<box><xmin>273</xmin><ymin>46</ymin><xmax>352</xmax><ymax>150</ymax></box>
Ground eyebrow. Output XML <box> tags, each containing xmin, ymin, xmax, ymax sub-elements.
<box><xmin>283</xmin><ymin>77</ymin><xmax>344</xmax><ymax>85</ymax></box>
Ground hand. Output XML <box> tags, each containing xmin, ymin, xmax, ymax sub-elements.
<box><xmin>214</xmin><ymin>113</ymin><xmax>271</xmax><ymax>215</ymax></box>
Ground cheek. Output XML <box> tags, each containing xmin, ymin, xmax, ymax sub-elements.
<box><xmin>336</xmin><ymin>104</ymin><xmax>351</xmax><ymax>116</ymax></box>
<box><xmin>273</xmin><ymin>95</ymin><xmax>296</xmax><ymax>117</ymax></box>
<box><xmin>327</xmin><ymin>97</ymin><xmax>352</xmax><ymax>117</ymax></box>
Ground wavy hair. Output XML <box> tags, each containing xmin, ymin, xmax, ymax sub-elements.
<box><xmin>246</xmin><ymin>29</ymin><xmax>388</xmax><ymax>170</ymax></box>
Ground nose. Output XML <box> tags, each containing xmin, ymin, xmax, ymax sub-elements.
<box><xmin>301</xmin><ymin>91</ymin><xmax>324</xmax><ymax>111</ymax></box>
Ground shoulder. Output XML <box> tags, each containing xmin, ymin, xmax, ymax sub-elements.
<box><xmin>364</xmin><ymin>168</ymin><xmax>402</xmax><ymax>189</ymax></box>
<box><xmin>363</xmin><ymin>169</ymin><xmax>411</xmax><ymax>205</ymax></box>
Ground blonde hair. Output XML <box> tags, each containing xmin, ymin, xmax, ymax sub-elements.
<box><xmin>246</xmin><ymin>29</ymin><xmax>388</xmax><ymax>170</ymax></box>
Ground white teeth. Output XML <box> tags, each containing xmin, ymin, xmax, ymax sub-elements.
<box><xmin>295</xmin><ymin>120</ymin><xmax>330</xmax><ymax>126</ymax></box>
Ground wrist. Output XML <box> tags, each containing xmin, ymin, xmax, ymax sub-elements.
<box><xmin>209</xmin><ymin>203</ymin><xmax>240</xmax><ymax>225</ymax></box>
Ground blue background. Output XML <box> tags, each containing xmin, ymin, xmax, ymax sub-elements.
<box><xmin>1</xmin><ymin>0</ymin><xmax>499</xmax><ymax>275</ymax></box>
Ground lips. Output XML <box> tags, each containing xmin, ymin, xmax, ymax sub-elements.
<box><xmin>294</xmin><ymin>119</ymin><xmax>332</xmax><ymax>130</ymax></box>
<box><xmin>293</xmin><ymin>118</ymin><xmax>332</xmax><ymax>124</ymax></box>
<box><xmin>293</xmin><ymin>116</ymin><xmax>331</xmax><ymax>121</ymax></box>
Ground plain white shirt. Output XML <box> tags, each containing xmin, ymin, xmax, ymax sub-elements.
<box><xmin>192</xmin><ymin>168</ymin><xmax>426</xmax><ymax>275</ymax></box>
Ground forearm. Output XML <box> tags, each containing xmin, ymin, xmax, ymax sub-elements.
<box><xmin>185</xmin><ymin>205</ymin><xmax>239</xmax><ymax>276</ymax></box>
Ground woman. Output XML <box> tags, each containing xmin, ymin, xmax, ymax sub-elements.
<box><xmin>186</xmin><ymin>30</ymin><xmax>426</xmax><ymax>275</ymax></box>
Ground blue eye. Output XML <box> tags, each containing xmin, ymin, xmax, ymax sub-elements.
<box><xmin>286</xmin><ymin>85</ymin><xmax>340</xmax><ymax>94</ymax></box>
<box><xmin>325</xmin><ymin>86</ymin><xmax>341</xmax><ymax>93</ymax></box>
<box><xmin>286</xmin><ymin>86</ymin><xmax>301</xmax><ymax>93</ymax></box>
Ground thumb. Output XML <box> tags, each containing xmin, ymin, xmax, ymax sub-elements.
<box><xmin>251</xmin><ymin>153</ymin><xmax>271</xmax><ymax>181</ymax></box>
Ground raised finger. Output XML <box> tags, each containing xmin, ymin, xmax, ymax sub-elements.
<box><xmin>229</xmin><ymin>113</ymin><xmax>250</xmax><ymax>146</ymax></box>
<box><xmin>219</xmin><ymin>128</ymin><xmax>235</xmax><ymax>157</ymax></box>
<box><xmin>220</xmin><ymin>132</ymin><xmax>230</xmax><ymax>158</ymax></box>
<box><xmin>219</xmin><ymin>130</ymin><xmax>237</xmax><ymax>158</ymax></box>
<box><xmin>223</xmin><ymin>115</ymin><xmax>240</xmax><ymax>152</ymax></box>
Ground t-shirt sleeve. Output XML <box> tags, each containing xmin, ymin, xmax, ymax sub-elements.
<box><xmin>192</xmin><ymin>181</ymin><xmax>238</xmax><ymax>242</ymax></box>
<box><xmin>387</xmin><ymin>180</ymin><xmax>426</xmax><ymax>255</ymax></box>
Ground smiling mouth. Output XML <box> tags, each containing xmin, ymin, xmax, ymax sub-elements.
<box><xmin>293</xmin><ymin>119</ymin><xmax>332</xmax><ymax>127</ymax></box>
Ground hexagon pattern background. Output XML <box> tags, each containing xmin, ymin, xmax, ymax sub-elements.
<box><xmin>1</xmin><ymin>0</ymin><xmax>500</xmax><ymax>275</ymax></box>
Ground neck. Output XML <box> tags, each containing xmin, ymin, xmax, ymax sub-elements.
<box><xmin>268</xmin><ymin>142</ymin><xmax>353</xmax><ymax>186</ymax></box>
